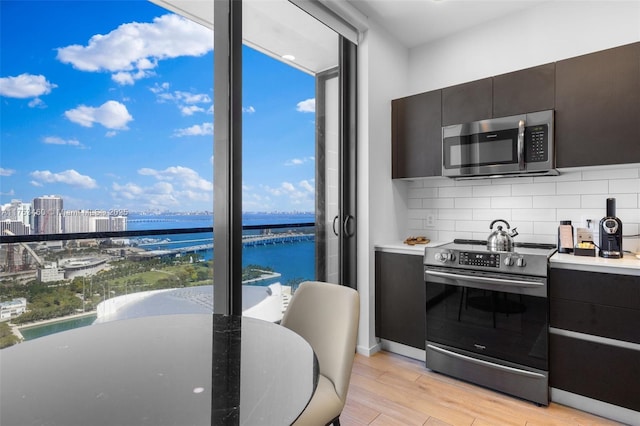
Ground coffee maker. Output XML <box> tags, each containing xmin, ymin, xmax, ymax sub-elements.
<box><xmin>599</xmin><ymin>198</ymin><xmax>623</xmax><ymax>258</ymax></box>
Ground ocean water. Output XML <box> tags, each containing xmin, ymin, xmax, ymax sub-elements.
<box><xmin>128</xmin><ymin>212</ymin><xmax>316</xmax><ymax>286</ymax></box>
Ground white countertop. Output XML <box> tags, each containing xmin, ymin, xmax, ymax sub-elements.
<box><xmin>551</xmin><ymin>252</ymin><xmax>640</xmax><ymax>275</ymax></box>
<box><xmin>375</xmin><ymin>241</ymin><xmax>445</xmax><ymax>256</ymax></box>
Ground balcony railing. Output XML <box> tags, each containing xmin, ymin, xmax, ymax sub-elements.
<box><xmin>0</xmin><ymin>222</ymin><xmax>315</xmax><ymax>347</ymax></box>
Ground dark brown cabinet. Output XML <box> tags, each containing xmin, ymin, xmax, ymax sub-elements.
<box><xmin>549</xmin><ymin>267</ymin><xmax>640</xmax><ymax>411</ymax></box>
<box><xmin>555</xmin><ymin>42</ymin><xmax>640</xmax><ymax>168</ymax></box>
<box><xmin>442</xmin><ymin>78</ymin><xmax>493</xmax><ymax>126</ymax></box>
<box><xmin>493</xmin><ymin>63</ymin><xmax>555</xmax><ymax>117</ymax></box>
<box><xmin>392</xmin><ymin>90</ymin><xmax>442</xmax><ymax>178</ymax></box>
<box><xmin>375</xmin><ymin>251</ymin><xmax>425</xmax><ymax>349</ymax></box>
<box><xmin>391</xmin><ymin>42</ymin><xmax>640</xmax><ymax>179</ymax></box>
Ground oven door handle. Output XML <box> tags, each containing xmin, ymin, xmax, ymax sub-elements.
<box><xmin>427</xmin><ymin>344</ymin><xmax>546</xmax><ymax>379</ymax></box>
<box><xmin>425</xmin><ymin>269</ymin><xmax>543</xmax><ymax>288</ymax></box>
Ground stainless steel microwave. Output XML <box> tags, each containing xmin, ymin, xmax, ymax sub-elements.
<box><xmin>442</xmin><ymin>110</ymin><xmax>558</xmax><ymax>179</ymax></box>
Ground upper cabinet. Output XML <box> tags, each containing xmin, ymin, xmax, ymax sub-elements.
<box><xmin>493</xmin><ymin>63</ymin><xmax>555</xmax><ymax>117</ymax></box>
<box><xmin>442</xmin><ymin>78</ymin><xmax>493</xmax><ymax>126</ymax></box>
<box><xmin>555</xmin><ymin>43</ymin><xmax>640</xmax><ymax>168</ymax></box>
<box><xmin>392</xmin><ymin>90</ymin><xmax>442</xmax><ymax>178</ymax></box>
<box><xmin>391</xmin><ymin>42</ymin><xmax>640</xmax><ymax>179</ymax></box>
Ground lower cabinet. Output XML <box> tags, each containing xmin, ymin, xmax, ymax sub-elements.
<box><xmin>549</xmin><ymin>267</ymin><xmax>640</xmax><ymax>411</ymax></box>
<box><xmin>550</xmin><ymin>333</ymin><xmax>640</xmax><ymax>411</ymax></box>
<box><xmin>375</xmin><ymin>251</ymin><xmax>425</xmax><ymax>349</ymax></box>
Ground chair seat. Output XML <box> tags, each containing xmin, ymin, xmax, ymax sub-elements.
<box><xmin>293</xmin><ymin>374</ymin><xmax>343</xmax><ymax>426</ymax></box>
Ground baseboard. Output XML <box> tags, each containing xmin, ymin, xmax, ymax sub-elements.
<box><xmin>356</xmin><ymin>341</ymin><xmax>382</xmax><ymax>357</ymax></box>
<box><xmin>551</xmin><ymin>388</ymin><xmax>639</xmax><ymax>425</ymax></box>
<box><xmin>379</xmin><ymin>339</ymin><xmax>425</xmax><ymax>361</ymax></box>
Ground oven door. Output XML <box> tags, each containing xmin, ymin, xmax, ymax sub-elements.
<box><xmin>425</xmin><ymin>266</ymin><xmax>548</xmax><ymax>371</ymax></box>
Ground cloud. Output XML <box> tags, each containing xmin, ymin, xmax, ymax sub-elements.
<box><xmin>0</xmin><ymin>189</ymin><xmax>16</xmax><ymax>196</ymax></box>
<box><xmin>30</xmin><ymin>181</ymin><xmax>44</xmax><ymax>187</ymax></box>
<box><xmin>258</xmin><ymin>180</ymin><xmax>314</xmax><ymax>206</ymax></box>
<box><xmin>138</xmin><ymin>166</ymin><xmax>212</xmax><ymax>191</ymax></box>
<box><xmin>285</xmin><ymin>156</ymin><xmax>314</xmax><ymax>166</ymax></box>
<box><xmin>30</xmin><ymin>169</ymin><xmax>98</xmax><ymax>189</ymax></box>
<box><xmin>299</xmin><ymin>180</ymin><xmax>314</xmax><ymax>192</ymax></box>
<box><xmin>112</xmin><ymin>181</ymin><xmax>178</xmax><ymax>206</ymax></box>
<box><xmin>243</xmin><ymin>106</ymin><xmax>255</xmax><ymax>114</ymax></box>
<box><xmin>151</xmin><ymin>83</ymin><xmax>212</xmax><ymax>115</ymax></box>
<box><xmin>296</xmin><ymin>98</ymin><xmax>315</xmax><ymax>113</ymax></box>
<box><xmin>111</xmin><ymin>165</ymin><xmax>212</xmax><ymax>209</ymax></box>
<box><xmin>0</xmin><ymin>167</ymin><xmax>16</xmax><ymax>177</ymax></box>
<box><xmin>282</xmin><ymin>182</ymin><xmax>295</xmax><ymax>192</ymax></box>
<box><xmin>65</xmin><ymin>100</ymin><xmax>133</xmax><ymax>130</ymax></box>
<box><xmin>0</xmin><ymin>73</ymin><xmax>57</xmax><ymax>99</ymax></box>
<box><xmin>173</xmin><ymin>122</ymin><xmax>213</xmax><ymax>137</ymax></box>
<box><xmin>56</xmin><ymin>14</ymin><xmax>213</xmax><ymax>85</ymax></box>
<box><xmin>43</xmin><ymin>136</ymin><xmax>82</xmax><ymax>146</ymax></box>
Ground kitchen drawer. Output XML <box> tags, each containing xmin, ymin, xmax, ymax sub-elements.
<box><xmin>550</xmin><ymin>298</ymin><xmax>640</xmax><ymax>344</ymax></box>
<box><xmin>550</xmin><ymin>268</ymin><xmax>640</xmax><ymax>309</ymax></box>
<box><xmin>550</xmin><ymin>333</ymin><xmax>640</xmax><ymax>412</ymax></box>
<box><xmin>550</xmin><ymin>268</ymin><xmax>640</xmax><ymax>343</ymax></box>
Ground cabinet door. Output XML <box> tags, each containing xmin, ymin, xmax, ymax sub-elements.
<box><xmin>550</xmin><ymin>334</ymin><xmax>640</xmax><ymax>411</ymax></box>
<box><xmin>375</xmin><ymin>252</ymin><xmax>425</xmax><ymax>349</ymax></box>
<box><xmin>442</xmin><ymin>78</ymin><xmax>493</xmax><ymax>126</ymax></box>
<box><xmin>493</xmin><ymin>63</ymin><xmax>555</xmax><ymax>117</ymax></box>
<box><xmin>392</xmin><ymin>90</ymin><xmax>442</xmax><ymax>178</ymax></box>
<box><xmin>555</xmin><ymin>42</ymin><xmax>640</xmax><ymax>168</ymax></box>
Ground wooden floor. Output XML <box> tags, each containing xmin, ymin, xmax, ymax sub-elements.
<box><xmin>340</xmin><ymin>351</ymin><xmax>621</xmax><ymax>426</ymax></box>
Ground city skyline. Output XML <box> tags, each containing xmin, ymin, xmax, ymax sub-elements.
<box><xmin>0</xmin><ymin>1</ymin><xmax>317</xmax><ymax>213</ymax></box>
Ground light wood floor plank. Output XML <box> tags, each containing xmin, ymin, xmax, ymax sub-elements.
<box><xmin>340</xmin><ymin>351</ymin><xmax>622</xmax><ymax>426</ymax></box>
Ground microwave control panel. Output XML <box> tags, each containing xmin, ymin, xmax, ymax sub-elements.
<box><xmin>525</xmin><ymin>125</ymin><xmax>548</xmax><ymax>162</ymax></box>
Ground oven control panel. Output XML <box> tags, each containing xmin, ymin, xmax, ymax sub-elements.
<box><xmin>428</xmin><ymin>249</ymin><xmax>536</xmax><ymax>273</ymax></box>
<box><xmin>459</xmin><ymin>251</ymin><xmax>500</xmax><ymax>268</ymax></box>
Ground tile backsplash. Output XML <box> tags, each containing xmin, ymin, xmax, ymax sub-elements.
<box><xmin>406</xmin><ymin>164</ymin><xmax>640</xmax><ymax>253</ymax></box>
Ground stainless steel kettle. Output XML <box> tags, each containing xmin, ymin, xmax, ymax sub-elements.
<box><xmin>487</xmin><ymin>219</ymin><xmax>518</xmax><ymax>252</ymax></box>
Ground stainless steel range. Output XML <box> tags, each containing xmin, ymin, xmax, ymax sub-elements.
<box><xmin>423</xmin><ymin>237</ymin><xmax>556</xmax><ymax>406</ymax></box>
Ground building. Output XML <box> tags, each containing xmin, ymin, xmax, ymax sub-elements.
<box><xmin>1</xmin><ymin>220</ymin><xmax>31</xmax><ymax>236</ymax></box>
<box><xmin>32</xmin><ymin>196</ymin><xmax>63</xmax><ymax>235</ymax></box>
<box><xmin>37</xmin><ymin>263</ymin><xmax>65</xmax><ymax>283</ymax></box>
<box><xmin>62</xmin><ymin>210</ymin><xmax>96</xmax><ymax>233</ymax></box>
<box><xmin>0</xmin><ymin>298</ymin><xmax>27</xmax><ymax>320</ymax></box>
<box><xmin>1</xmin><ymin>200</ymin><xmax>31</xmax><ymax>229</ymax></box>
<box><xmin>110</xmin><ymin>216</ymin><xmax>127</xmax><ymax>232</ymax></box>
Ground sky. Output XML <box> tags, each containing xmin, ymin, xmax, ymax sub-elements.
<box><xmin>0</xmin><ymin>0</ymin><xmax>317</xmax><ymax>214</ymax></box>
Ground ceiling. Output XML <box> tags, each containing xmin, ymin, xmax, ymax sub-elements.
<box><xmin>151</xmin><ymin>0</ymin><xmax>552</xmax><ymax>74</ymax></box>
<box><xmin>346</xmin><ymin>0</ymin><xmax>552</xmax><ymax>49</ymax></box>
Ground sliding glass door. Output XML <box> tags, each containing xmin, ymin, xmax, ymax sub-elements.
<box><xmin>239</xmin><ymin>0</ymin><xmax>357</xmax><ymax>313</ymax></box>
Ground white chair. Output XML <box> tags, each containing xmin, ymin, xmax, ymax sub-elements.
<box><xmin>280</xmin><ymin>281</ymin><xmax>360</xmax><ymax>426</ymax></box>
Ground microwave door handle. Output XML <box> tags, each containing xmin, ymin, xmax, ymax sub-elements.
<box><xmin>517</xmin><ymin>119</ymin><xmax>525</xmax><ymax>170</ymax></box>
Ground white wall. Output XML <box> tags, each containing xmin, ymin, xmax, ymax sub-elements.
<box><xmin>408</xmin><ymin>1</ymin><xmax>640</xmax><ymax>94</ymax></box>
<box><xmin>356</xmin><ymin>19</ymin><xmax>409</xmax><ymax>355</ymax></box>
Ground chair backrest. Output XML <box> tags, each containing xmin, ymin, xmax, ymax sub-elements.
<box><xmin>280</xmin><ymin>281</ymin><xmax>360</xmax><ymax>402</ymax></box>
